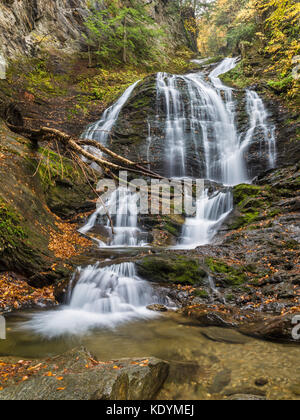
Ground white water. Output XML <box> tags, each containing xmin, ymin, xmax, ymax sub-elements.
<box><xmin>242</xmin><ymin>90</ymin><xmax>277</xmax><ymax>169</ymax></box>
<box><xmin>22</xmin><ymin>263</ymin><xmax>160</xmax><ymax>338</ymax></box>
<box><xmin>174</xmin><ymin>58</ymin><xmax>276</xmax><ymax>248</ymax></box>
<box><xmin>80</xmin><ymin>58</ymin><xmax>276</xmax><ymax>249</ymax></box>
<box><xmin>79</xmin><ymin>81</ymin><xmax>148</xmax><ymax>247</ymax></box>
<box><xmin>79</xmin><ymin>187</ymin><xmax>147</xmax><ymax>247</ymax></box>
<box><xmin>22</xmin><ymin>57</ymin><xmax>278</xmax><ymax>336</ymax></box>
<box><xmin>82</xmin><ymin>81</ymin><xmax>140</xmax><ymax>146</ymax></box>
<box><xmin>180</xmin><ymin>189</ymin><xmax>233</xmax><ymax>248</ymax></box>
<box><xmin>156</xmin><ymin>73</ymin><xmax>187</xmax><ymax>177</ymax></box>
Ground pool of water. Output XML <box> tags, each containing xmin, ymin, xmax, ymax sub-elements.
<box><xmin>1</xmin><ymin>310</ymin><xmax>300</xmax><ymax>400</ymax></box>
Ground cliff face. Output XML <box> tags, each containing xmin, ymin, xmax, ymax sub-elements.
<box><xmin>0</xmin><ymin>0</ymin><xmax>89</xmax><ymax>59</ymax></box>
<box><xmin>0</xmin><ymin>0</ymin><xmax>194</xmax><ymax>64</ymax></box>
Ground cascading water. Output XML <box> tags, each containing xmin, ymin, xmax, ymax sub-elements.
<box><xmin>156</xmin><ymin>73</ymin><xmax>187</xmax><ymax>178</ymax></box>
<box><xmin>79</xmin><ymin>186</ymin><xmax>147</xmax><ymax>247</ymax></box>
<box><xmin>24</xmin><ymin>57</ymin><xmax>277</xmax><ymax>336</ymax></box>
<box><xmin>82</xmin><ymin>81</ymin><xmax>140</xmax><ymax>146</ymax></box>
<box><xmin>165</xmin><ymin>58</ymin><xmax>276</xmax><ymax>248</ymax></box>
<box><xmin>79</xmin><ymin>80</ymin><xmax>148</xmax><ymax>247</ymax></box>
<box><xmin>81</xmin><ymin>58</ymin><xmax>276</xmax><ymax>249</ymax></box>
<box><xmin>22</xmin><ymin>263</ymin><xmax>162</xmax><ymax>338</ymax></box>
<box><xmin>243</xmin><ymin>90</ymin><xmax>277</xmax><ymax>169</ymax></box>
<box><xmin>180</xmin><ymin>190</ymin><xmax>233</xmax><ymax>248</ymax></box>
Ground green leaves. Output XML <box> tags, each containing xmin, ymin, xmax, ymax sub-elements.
<box><xmin>84</xmin><ymin>0</ymin><xmax>164</xmax><ymax>66</ymax></box>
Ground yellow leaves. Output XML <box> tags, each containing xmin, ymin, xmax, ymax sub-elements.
<box><xmin>45</xmin><ymin>371</ymin><xmax>54</xmax><ymax>377</ymax></box>
<box><xmin>48</xmin><ymin>221</ymin><xmax>91</xmax><ymax>259</ymax></box>
<box><xmin>0</xmin><ymin>272</ymin><xmax>56</xmax><ymax>311</ymax></box>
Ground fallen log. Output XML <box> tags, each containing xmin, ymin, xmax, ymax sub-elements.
<box><xmin>6</xmin><ymin>123</ymin><xmax>164</xmax><ymax>180</ymax></box>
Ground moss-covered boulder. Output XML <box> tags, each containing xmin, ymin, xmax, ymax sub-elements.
<box><xmin>205</xmin><ymin>258</ymin><xmax>248</xmax><ymax>287</ymax></box>
<box><xmin>136</xmin><ymin>254</ymin><xmax>207</xmax><ymax>285</ymax></box>
<box><xmin>29</xmin><ymin>147</ymin><xmax>96</xmax><ymax>219</ymax></box>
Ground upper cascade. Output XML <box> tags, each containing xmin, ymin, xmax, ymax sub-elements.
<box><xmin>79</xmin><ymin>57</ymin><xmax>277</xmax><ymax>248</ymax></box>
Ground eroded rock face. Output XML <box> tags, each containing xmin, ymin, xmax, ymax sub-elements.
<box><xmin>0</xmin><ymin>0</ymin><xmax>194</xmax><ymax>61</ymax></box>
<box><xmin>0</xmin><ymin>0</ymin><xmax>90</xmax><ymax>58</ymax></box>
<box><xmin>0</xmin><ymin>348</ymin><xmax>169</xmax><ymax>401</ymax></box>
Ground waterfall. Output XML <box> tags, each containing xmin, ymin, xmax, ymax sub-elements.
<box><xmin>80</xmin><ymin>58</ymin><xmax>276</xmax><ymax>249</ymax></box>
<box><xmin>156</xmin><ymin>73</ymin><xmax>187</xmax><ymax>178</ymax></box>
<box><xmin>242</xmin><ymin>90</ymin><xmax>277</xmax><ymax>169</ymax></box>
<box><xmin>179</xmin><ymin>190</ymin><xmax>233</xmax><ymax>248</ymax></box>
<box><xmin>79</xmin><ymin>187</ymin><xmax>147</xmax><ymax>247</ymax></box>
<box><xmin>79</xmin><ymin>82</ymin><xmax>147</xmax><ymax>247</ymax></box>
<box><xmin>82</xmin><ymin>81</ymin><xmax>140</xmax><ymax>146</ymax></box>
<box><xmin>22</xmin><ymin>263</ymin><xmax>161</xmax><ymax>338</ymax></box>
<box><xmin>22</xmin><ymin>58</ymin><xmax>277</xmax><ymax>337</ymax></box>
<box><xmin>173</xmin><ymin>58</ymin><xmax>276</xmax><ymax>248</ymax></box>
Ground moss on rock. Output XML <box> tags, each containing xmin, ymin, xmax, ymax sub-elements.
<box><xmin>206</xmin><ymin>258</ymin><xmax>248</xmax><ymax>286</ymax></box>
<box><xmin>136</xmin><ymin>254</ymin><xmax>207</xmax><ymax>286</ymax></box>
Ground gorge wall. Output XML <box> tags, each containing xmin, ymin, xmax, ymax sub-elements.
<box><xmin>0</xmin><ymin>0</ymin><xmax>195</xmax><ymax>64</ymax></box>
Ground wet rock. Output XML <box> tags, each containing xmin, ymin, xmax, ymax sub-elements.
<box><xmin>255</xmin><ymin>378</ymin><xmax>269</xmax><ymax>387</ymax></box>
<box><xmin>0</xmin><ymin>348</ymin><xmax>169</xmax><ymax>401</ymax></box>
<box><xmin>201</xmin><ymin>327</ymin><xmax>251</xmax><ymax>345</ymax></box>
<box><xmin>136</xmin><ymin>254</ymin><xmax>207</xmax><ymax>286</ymax></box>
<box><xmin>147</xmin><ymin>304</ymin><xmax>168</xmax><ymax>312</ymax></box>
<box><xmin>239</xmin><ymin>314</ymin><xmax>299</xmax><ymax>343</ymax></box>
<box><xmin>209</xmin><ymin>369</ymin><xmax>231</xmax><ymax>394</ymax></box>
<box><xmin>167</xmin><ymin>361</ymin><xmax>203</xmax><ymax>384</ymax></box>
<box><xmin>181</xmin><ymin>305</ymin><xmax>238</xmax><ymax>329</ymax></box>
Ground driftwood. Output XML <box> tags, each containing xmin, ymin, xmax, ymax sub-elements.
<box><xmin>7</xmin><ymin>124</ymin><xmax>163</xmax><ymax>180</ymax></box>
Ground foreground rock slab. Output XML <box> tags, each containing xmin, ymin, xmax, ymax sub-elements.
<box><xmin>0</xmin><ymin>348</ymin><xmax>169</xmax><ymax>401</ymax></box>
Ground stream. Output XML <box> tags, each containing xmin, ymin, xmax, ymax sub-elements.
<box><xmin>1</xmin><ymin>58</ymin><xmax>299</xmax><ymax>400</ymax></box>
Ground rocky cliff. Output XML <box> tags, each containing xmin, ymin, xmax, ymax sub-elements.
<box><xmin>0</xmin><ymin>0</ymin><xmax>195</xmax><ymax>65</ymax></box>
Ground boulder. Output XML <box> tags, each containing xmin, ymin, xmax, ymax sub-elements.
<box><xmin>0</xmin><ymin>348</ymin><xmax>169</xmax><ymax>401</ymax></box>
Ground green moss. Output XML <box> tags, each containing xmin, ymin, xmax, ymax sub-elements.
<box><xmin>267</xmin><ymin>74</ymin><xmax>294</xmax><ymax>94</ymax></box>
<box><xmin>137</xmin><ymin>255</ymin><xmax>207</xmax><ymax>286</ymax></box>
<box><xmin>230</xmin><ymin>210</ymin><xmax>261</xmax><ymax>229</ymax></box>
<box><xmin>225</xmin><ymin>293</ymin><xmax>235</xmax><ymax>302</ymax></box>
<box><xmin>220</xmin><ymin>61</ymin><xmax>255</xmax><ymax>89</ymax></box>
<box><xmin>0</xmin><ymin>198</ymin><xmax>27</xmax><ymax>251</ymax></box>
<box><xmin>32</xmin><ymin>147</ymin><xmax>80</xmax><ymax>189</ymax></box>
<box><xmin>231</xmin><ymin>184</ymin><xmax>271</xmax><ymax>229</ymax></box>
<box><xmin>233</xmin><ymin>184</ymin><xmax>262</xmax><ymax>205</ymax></box>
<box><xmin>193</xmin><ymin>289</ymin><xmax>209</xmax><ymax>298</ymax></box>
<box><xmin>206</xmin><ymin>258</ymin><xmax>247</xmax><ymax>286</ymax></box>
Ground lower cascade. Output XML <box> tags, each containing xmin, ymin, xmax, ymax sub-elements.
<box><xmin>22</xmin><ymin>263</ymin><xmax>164</xmax><ymax>338</ymax></box>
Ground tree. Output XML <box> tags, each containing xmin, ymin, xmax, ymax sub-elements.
<box><xmin>84</xmin><ymin>0</ymin><xmax>164</xmax><ymax>66</ymax></box>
